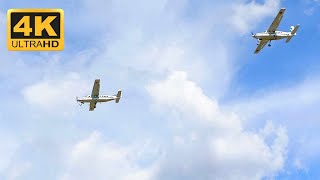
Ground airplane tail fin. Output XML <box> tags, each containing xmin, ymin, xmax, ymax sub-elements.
<box><xmin>286</xmin><ymin>24</ymin><xmax>300</xmax><ymax>43</ymax></box>
<box><xmin>115</xmin><ymin>89</ymin><xmax>122</xmax><ymax>103</ymax></box>
<box><xmin>290</xmin><ymin>26</ymin><xmax>294</xmax><ymax>32</ymax></box>
<box><xmin>290</xmin><ymin>24</ymin><xmax>300</xmax><ymax>34</ymax></box>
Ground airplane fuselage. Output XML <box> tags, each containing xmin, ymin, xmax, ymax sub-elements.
<box><xmin>77</xmin><ymin>95</ymin><xmax>117</xmax><ymax>104</ymax></box>
<box><xmin>253</xmin><ymin>31</ymin><xmax>295</xmax><ymax>41</ymax></box>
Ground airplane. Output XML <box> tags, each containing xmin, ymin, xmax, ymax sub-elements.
<box><xmin>252</xmin><ymin>8</ymin><xmax>300</xmax><ymax>54</ymax></box>
<box><xmin>76</xmin><ymin>79</ymin><xmax>122</xmax><ymax>111</ymax></box>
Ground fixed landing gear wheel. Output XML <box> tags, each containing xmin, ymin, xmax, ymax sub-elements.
<box><xmin>268</xmin><ymin>44</ymin><xmax>271</xmax><ymax>47</ymax></box>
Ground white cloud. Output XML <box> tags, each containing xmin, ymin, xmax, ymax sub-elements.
<box><xmin>226</xmin><ymin>77</ymin><xmax>320</xmax><ymax>173</ymax></box>
<box><xmin>228</xmin><ymin>77</ymin><xmax>320</xmax><ymax>120</ymax></box>
<box><xmin>6</xmin><ymin>162</ymin><xmax>32</xmax><ymax>180</ymax></box>
<box><xmin>229</xmin><ymin>0</ymin><xmax>281</xmax><ymax>34</ymax></box>
<box><xmin>77</xmin><ymin>0</ymin><xmax>186</xmax><ymax>32</ymax></box>
<box><xmin>310</xmin><ymin>0</ymin><xmax>320</xmax><ymax>5</ymax></box>
<box><xmin>147</xmin><ymin>71</ymin><xmax>241</xmax><ymax>132</ymax></box>
<box><xmin>1</xmin><ymin>0</ymin><xmax>299</xmax><ymax>179</ymax></box>
<box><xmin>293</xmin><ymin>158</ymin><xmax>308</xmax><ymax>172</ymax></box>
<box><xmin>22</xmin><ymin>73</ymin><xmax>90</xmax><ymax>111</ymax></box>
<box><xmin>304</xmin><ymin>0</ymin><xmax>320</xmax><ymax>15</ymax></box>
<box><xmin>209</xmin><ymin>123</ymin><xmax>287</xmax><ymax>179</ymax></box>
<box><xmin>0</xmin><ymin>11</ymin><xmax>7</xmax><ymax>52</ymax></box>
<box><xmin>0</xmin><ymin>11</ymin><xmax>5</xmax><ymax>25</ymax></box>
<box><xmin>0</xmin><ymin>134</ymin><xmax>30</xmax><ymax>180</ymax></box>
<box><xmin>68</xmin><ymin>0</ymin><xmax>237</xmax><ymax>98</ymax></box>
<box><xmin>147</xmin><ymin>71</ymin><xmax>288</xmax><ymax>179</ymax></box>
<box><xmin>0</xmin><ymin>136</ymin><xmax>19</xmax><ymax>174</ymax></box>
<box><xmin>304</xmin><ymin>7</ymin><xmax>315</xmax><ymax>15</ymax></box>
<box><xmin>61</xmin><ymin>132</ymin><xmax>155</xmax><ymax>180</ymax></box>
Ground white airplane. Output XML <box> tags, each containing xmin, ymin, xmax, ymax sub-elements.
<box><xmin>252</xmin><ymin>8</ymin><xmax>300</xmax><ymax>54</ymax></box>
<box><xmin>77</xmin><ymin>79</ymin><xmax>122</xmax><ymax>111</ymax></box>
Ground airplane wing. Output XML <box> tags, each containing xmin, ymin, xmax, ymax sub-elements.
<box><xmin>267</xmin><ymin>8</ymin><xmax>286</xmax><ymax>33</ymax></box>
<box><xmin>89</xmin><ymin>101</ymin><xmax>97</xmax><ymax>111</ymax></box>
<box><xmin>91</xmin><ymin>79</ymin><xmax>100</xmax><ymax>98</ymax></box>
<box><xmin>254</xmin><ymin>40</ymin><xmax>268</xmax><ymax>54</ymax></box>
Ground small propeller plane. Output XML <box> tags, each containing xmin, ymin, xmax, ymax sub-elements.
<box><xmin>77</xmin><ymin>79</ymin><xmax>122</xmax><ymax>111</ymax></box>
<box><xmin>252</xmin><ymin>8</ymin><xmax>300</xmax><ymax>54</ymax></box>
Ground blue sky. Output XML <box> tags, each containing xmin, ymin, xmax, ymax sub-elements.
<box><xmin>235</xmin><ymin>0</ymin><xmax>320</xmax><ymax>93</ymax></box>
<box><xmin>1</xmin><ymin>0</ymin><xmax>320</xmax><ymax>179</ymax></box>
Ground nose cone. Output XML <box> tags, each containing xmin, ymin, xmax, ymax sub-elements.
<box><xmin>251</xmin><ymin>32</ymin><xmax>256</xmax><ymax>38</ymax></box>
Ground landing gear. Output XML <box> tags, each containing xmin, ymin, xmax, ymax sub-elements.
<box><xmin>268</xmin><ymin>40</ymin><xmax>272</xmax><ymax>47</ymax></box>
<box><xmin>78</xmin><ymin>102</ymin><xmax>84</xmax><ymax>106</ymax></box>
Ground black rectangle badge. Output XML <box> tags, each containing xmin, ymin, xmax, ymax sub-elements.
<box><xmin>8</xmin><ymin>9</ymin><xmax>64</xmax><ymax>51</ymax></box>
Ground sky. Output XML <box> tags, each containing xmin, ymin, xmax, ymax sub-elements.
<box><xmin>0</xmin><ymin>0</ymin><xmax>320</xmax><ymax>179</ymax></box>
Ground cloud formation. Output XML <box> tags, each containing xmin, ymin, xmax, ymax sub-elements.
<box><xmin>229</xmin><ymin>0</ymin><xmax>281</xmax><ymax>34</ymax></box>
<box><xmin>22</xmin><ymin>73</ymin><xmax>90</xmax><ymax>112</ymax></box>
<box><xmin>4</xmin><ymin>0</ymin><xmax>315</xmax><ymax>179</ymax></box>
<box><xmin>147</xmin><ymin>71</ymin><xmax>288</xmax><ymax>180</ymax></box>
<box><xmin>61</xmin><ymin>132</ymin><xmax>154</xmax><ymax>180</ymax></box>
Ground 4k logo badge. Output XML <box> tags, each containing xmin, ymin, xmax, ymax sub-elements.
<box><xmin>7</xmin><ymin>9</ymin><xmax>64</xmax><ymax>51</ymax></box>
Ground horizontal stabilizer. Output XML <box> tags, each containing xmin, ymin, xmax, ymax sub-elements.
<box><xmin>115</xmin><ymin>89</ymin><xmax>122</xmax><ymax>103</ymax></box>
<box><xmin>286</xmin><ymin>24</ymin><xmax>300</xmax><ymax>43</ymax></box>
<box><xmin>291</xmin><ymin>24</ymin><xmax>300</xmax><ymax>34</ymax></box>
